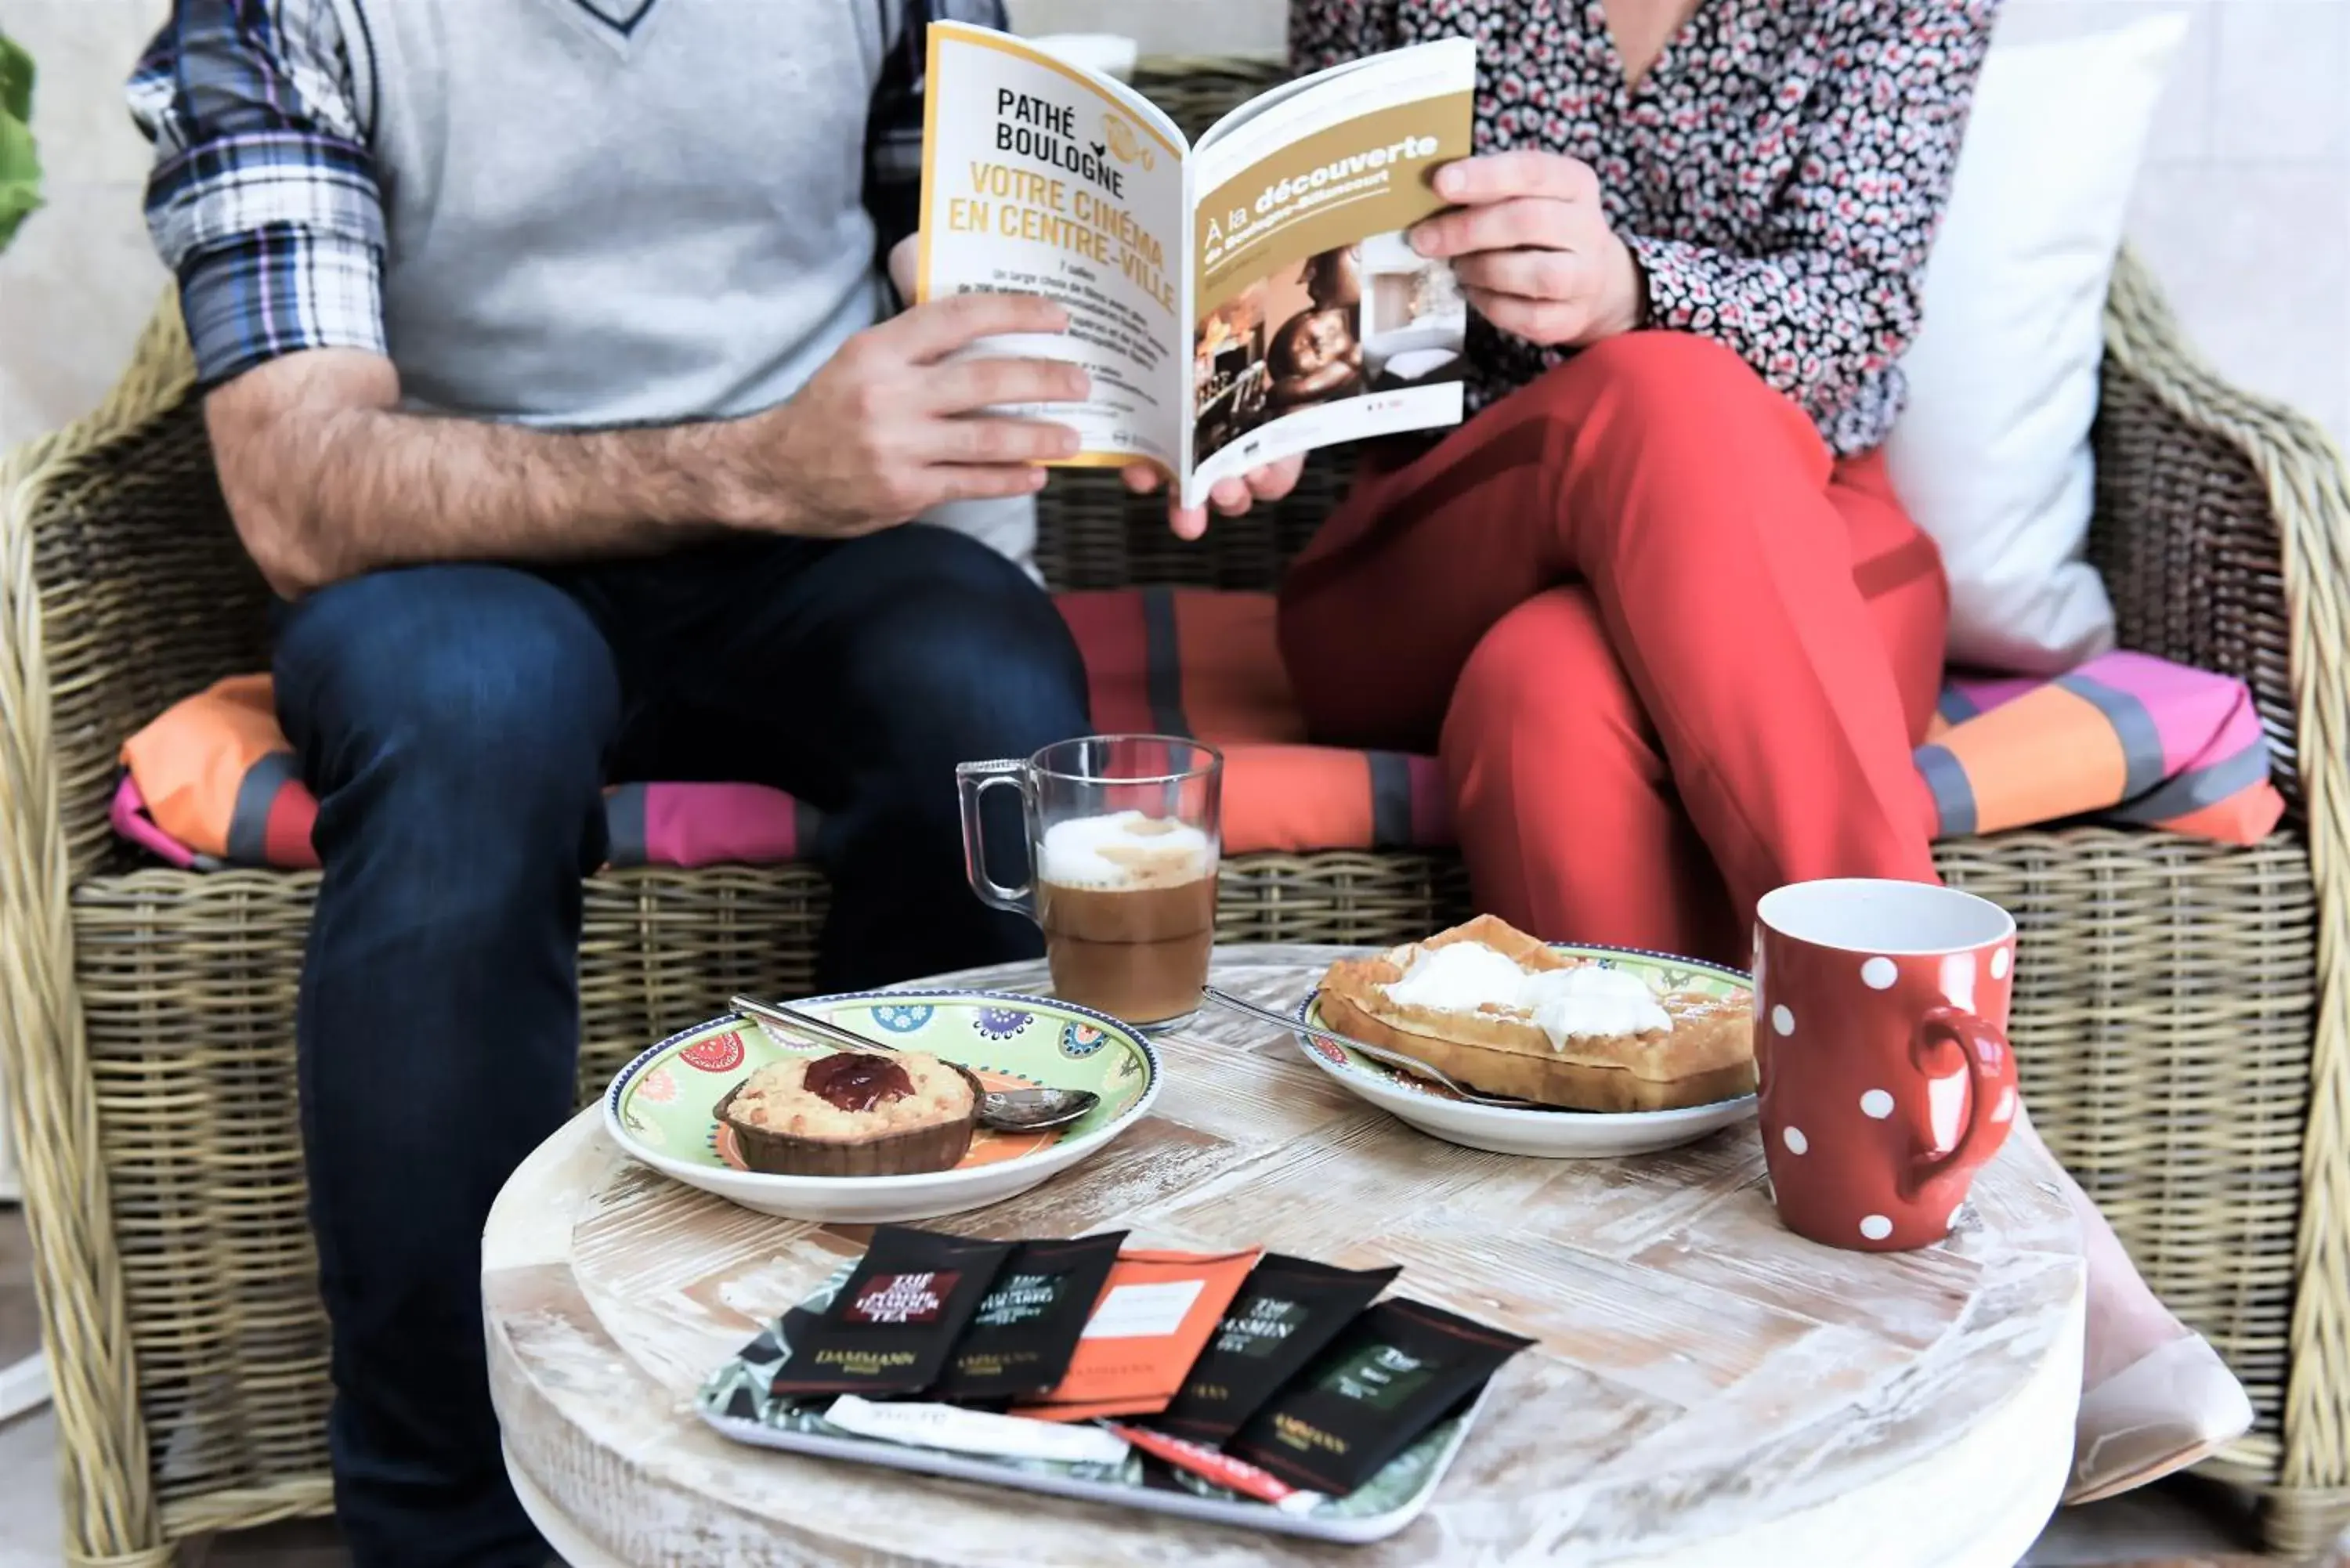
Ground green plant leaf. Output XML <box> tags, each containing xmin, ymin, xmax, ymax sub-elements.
<box><xmin>0</xmin><ymin>31</ymin><xmax>32</xmax><ymax>126</ymax></box>
<box><xmin>0</xmin><ymin>31</ymin><xmax>40</xmax><ymax>251</ymax></box>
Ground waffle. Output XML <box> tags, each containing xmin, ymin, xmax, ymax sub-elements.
<box><xmin>1316</xmin><ymin>916</ymin><xmax>1755</xmax><ymax>1112</ymax></box>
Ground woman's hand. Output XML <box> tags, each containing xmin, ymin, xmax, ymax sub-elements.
<box><xmin>1123</xmin><ymin>456</ymin><xmax>1307</xmax><ymax>540</ymax></box>
<box><xmin>1408</xmin><ymin>151</ymin><xmax>1645</xmax><ymax>348</ymax></box>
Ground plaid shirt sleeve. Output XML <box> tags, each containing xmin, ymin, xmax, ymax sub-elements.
<box><xmin>866</xmin><ymin>0</ymin><xmax>1008</xmax><ymax>305</ymax></box>
<box><xmin>127</xmin><ymin>1</ymin><xmax>387</xmax><ymax>387</ymax></box>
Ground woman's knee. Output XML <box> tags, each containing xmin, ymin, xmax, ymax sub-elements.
<box><xmin>1444</xmin><ymin>589</ymin><xmax>1632</xmax><ymax>757</ymax></box>
<box><xmin>1537</xmin><ymin>328</ymin><xmax>1753</xmax><ymax>400</ymax></box>
<box><xmin>1513</xmin><ymin>330</ymin><xmax>1818</xmax><ymax>454</ymax></box>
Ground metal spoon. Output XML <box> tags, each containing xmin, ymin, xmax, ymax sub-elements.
<box><xmin>727</xmin><ymin>993</ymin><xmax>1101</xmax><ymax>1132</ymax></box>
<box><xmin>1198</xmin><ymin>985</ymin><xmax>1546</xmax><ymax>1110</ymax></box>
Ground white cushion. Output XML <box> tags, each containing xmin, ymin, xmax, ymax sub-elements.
<box><xmin>1885</xmin><ymin>9</ymin><xmax>2189</xmax><ymax>676</ymax></box>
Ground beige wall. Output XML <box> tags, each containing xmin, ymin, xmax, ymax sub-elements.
<box><xmin>0</xmin><ymin>0</ymin><xmax>168</xmax><ymax>453</ymax></box>
<box><xmin>2127</xmin><ymin>0</ymin><xmax>2350</xmax><ymax>439</ymax></box>
<box><xmin>2</xmin><ymin>0</ymin><xmax>2345</xmax><ymax>450</ymax></box>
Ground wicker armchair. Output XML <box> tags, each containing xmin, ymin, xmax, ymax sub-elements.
<box><xmin>5</xmin><ymin>58</ymin><xmax>2349</xmax><ymax>1568</ymax></box>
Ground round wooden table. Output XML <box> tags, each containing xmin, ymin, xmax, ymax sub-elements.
<box><xmin>488</xmin><ymin>945</ymin><xmax>2085</xmax><ymax>1567</ymax></box>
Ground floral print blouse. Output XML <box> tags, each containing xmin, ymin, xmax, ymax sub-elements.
<box><xmin>1292</xmin><ymin>0</ymin><xmax>1999</xmax><ymax>455</ymax></box>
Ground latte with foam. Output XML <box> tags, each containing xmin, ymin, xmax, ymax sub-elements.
<box><xmin>1036</xmin><ymin>811</ymin><xmax>1217</xmax><ymax>1024</ymax></box>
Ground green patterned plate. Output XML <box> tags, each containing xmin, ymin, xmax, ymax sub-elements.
<box><xmin>604</xmin><ymin>990</ymin><xmax>1159</xmax><ymax>1221</ymax></box>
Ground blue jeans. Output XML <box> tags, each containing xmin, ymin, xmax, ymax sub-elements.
<box><xmin>271</xmin><ymin>526</ymin><xmax>1089</xmax><ymax>1566</ymax></box>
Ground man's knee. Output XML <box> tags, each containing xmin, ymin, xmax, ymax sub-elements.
<box><xmin>843</xmin><ymin>527</ymin><xmax>1091</xmax><ymax>762</ymax></box>
<box><xmin>273</xmin><ymin>568</ymin><xmax>619</xmax><ymax>858</ymax></box>
<box><xmin>276</xmin><ymin>567</ymin><xmax>619</xmax><ymax>795</ymax></box>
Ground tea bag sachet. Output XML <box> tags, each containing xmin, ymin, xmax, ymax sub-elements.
<box><xmin>766</xmin><ymin>1226</ymin><xmax>1014</xmax><ymax>1399</ymax></box>
<box><xmin>1010</xmin><ymin>1246</ymin><xmax>1263</xmax><ymax>1423</ymax></box>
<box><xmin>929</xmin><ymin>1230</ymin><xmax>1128</xmax><ymax>1404</ymax></box>
<box><xmin>1152</xmin><ymin>1254</ymin><xmax>1401</xmax><ymax>1443</ymax></box>
<box><xmin>1227</xmin><ymin>1297</ymin><xmax>1534</xmax><ymax>1494</ymax></box>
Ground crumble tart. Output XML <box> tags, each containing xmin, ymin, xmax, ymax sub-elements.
<box><xmin>714</xmin><ymin>1050</ymin><xmax>982</xmax><ymax>1176</ymax></box>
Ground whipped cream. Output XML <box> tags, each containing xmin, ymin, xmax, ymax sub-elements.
<box><xmin>1382</xmin><ymin>941</ymin><xmax>1530</xmax><ymax>1013</ymax></box>
<box><xmin>1518</xmin><ymin>965</ymin><xmax>1674</xmax><ymax>1046</ymax></box>
<box><xmin>1382</xmin><ymin>941</ymin><xmax>1672</xmax><ymax>1050</ymax></box>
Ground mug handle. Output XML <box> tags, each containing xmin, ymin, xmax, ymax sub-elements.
<box><xmin>956</xmin><ymin>759</ymin><xmax>1036</xmax><ymax>918</ymax></box>
<box><xmin>1900</xmin><ymin>1005</ymin><xmax>2019</xmax><ymax>1201</ymax></box>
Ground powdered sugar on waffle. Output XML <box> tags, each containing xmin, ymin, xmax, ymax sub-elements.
<box><xmin>1383</xmin><ymin>941</ymin><xmax>1672</xmax><ymax>1048</ymax></box>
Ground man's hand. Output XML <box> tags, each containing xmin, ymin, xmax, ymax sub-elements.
<box><xmin>1407</xmin><ymin>152</ymin><xmax>1645</xmax><ymax>347</ymax></box>
<box><xmin>1122</xmin><ymin>455</ymin><xmax>1307</xmax><ymax>541</ymax></box>
<box><xmin>902</xmin><ymin>229</ymin><xmax>1298</xmax><ymax>540</ymax></box>
<box><xmin>730</xmin><ymin>291</ymin><xmax>1087</xmax><ymax>537</ymax></box>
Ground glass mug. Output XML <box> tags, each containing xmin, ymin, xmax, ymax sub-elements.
<box><xmin>956</xmin><ymin>735</ymin><xmax>1223</xmax><ymax>1026</ymax></box>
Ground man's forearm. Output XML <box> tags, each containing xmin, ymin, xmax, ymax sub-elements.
<box><xmin>208</xmin><ymin>293</ymin><xmax>1085</xmax><ymax>598</ymax></box>
<box><xmin>215</xmin><ymin>389</ymin><xmax>761</xmax><ymax>596</ymax></box>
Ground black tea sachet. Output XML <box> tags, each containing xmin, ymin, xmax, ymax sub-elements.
<box><xmin>767</xmin><ymin>1225</ymin><xmax>1014</xmax><ymax>1399</ymax></box>
<box><xmin>1152</xmin><ymin>1254</ymin><xmax>1400</xmax><ymax>1443</ymax></box>
<box><xmin>931</xmin><ymin>1230</ymin><xmax>1129</xmax><ymax>1404</ymax></box>
<box><xmin>1227</xmin><ymin>1296</ymin><xmax>1534</xmax><ymax>1496</ymax></box>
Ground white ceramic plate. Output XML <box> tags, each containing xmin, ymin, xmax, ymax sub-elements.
<box><xmin>604</xmin><ymin>990</ymin><xmax>1159</xmax><ymax>1222</ymax></box>
<box><xmin>1293</xmin><ymin>945</ymin><xmax>1758</xmax><ymax>1158</ymax></box>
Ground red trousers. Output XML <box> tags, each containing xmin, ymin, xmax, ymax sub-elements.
<box><xmin>1278</xmin><ymin>332</ymin><xmax>1946</xmax><ymax>966</ymax></box>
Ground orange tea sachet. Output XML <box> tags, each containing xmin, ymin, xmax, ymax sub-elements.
<box><xmin>1010</xmin><ymin>1246</ymin><xmax>1262</xmax><ymax>1423</ymax></box>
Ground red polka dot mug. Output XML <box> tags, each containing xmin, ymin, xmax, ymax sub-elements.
<box><xmin>1752</xmin><ymin>880</ymin><xmax>2019</xmax><ymax>1252</ymax></box>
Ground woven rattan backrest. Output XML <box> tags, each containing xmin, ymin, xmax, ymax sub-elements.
<box><xmin>24</xmin><ymin>396</ymin><xmax>272</xmax><ymax>880</ymax></box>
<box><xmin>1034</xmin><ymin>457</ymin><xmax>1340</xmax><ymax>592</ymax></box>
<box><xmin>14</xmin><ymin>56</ymin><xmax>1286</xmax><ymax>888</ymax></box>
<box><xmin>2088</xmin><ymin>255</ymin><xmax>2315</xmax><ymax>808</ymax></box>
<box><xmin>1102</xmin><ymin>42</ymin><xmax>2312</xmax><ymax>807</ymax></box>
<box><xmin>24</xmin><ymin>56</ymin><xmax>2313</xmax><ymax>887</ymax></box>
<box><xmin>1036</xmin><ymin>352</ymin><xmax>2307</xmax><ymax>810</ymax></box>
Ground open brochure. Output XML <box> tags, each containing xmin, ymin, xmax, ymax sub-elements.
<box><xmin>916</xmin><ymin>24</ymin><xmax>1477</xmax><ymax>508</ymax></box>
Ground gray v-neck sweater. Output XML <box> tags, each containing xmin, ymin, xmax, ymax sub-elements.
<box><xmin>331</xmin><ymin>0</ymin><xmax>1033</xmax><ymax>565</ymax></box>
<box><xmin>334</xmin><ymin>0</ymin><xmax>890</xmax><ymax>428</ymax></box>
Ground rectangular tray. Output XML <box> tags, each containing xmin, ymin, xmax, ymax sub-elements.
<box><xmin>693</xmin><ymin>1386</ymin><xmax>1493</xmax><ymax>1545</ymax></box>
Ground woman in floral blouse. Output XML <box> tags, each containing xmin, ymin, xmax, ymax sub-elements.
<box><xmin>1133</xmin><ymin>0</ymin><xmax>2249</xmax><ymax>1505</ymax></box>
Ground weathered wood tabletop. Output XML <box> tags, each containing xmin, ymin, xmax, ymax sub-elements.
<box><xmin>488</xmin><ymin>945</ymin><xmax>2085</xmax><ymax>1567</ymax></box>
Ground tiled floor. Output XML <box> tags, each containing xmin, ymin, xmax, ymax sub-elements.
<box><xmin>1</xmin><ymin>1201</ymin><xmax>57</xmax><ymax>1568</ymax></box>
<box><xmin>0</xmin><ymin>1204</ymin><xmax>2343</xmax><ymax>1566</ymax></box>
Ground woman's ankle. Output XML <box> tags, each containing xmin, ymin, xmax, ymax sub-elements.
<box><xmin>2006</xmin><ymin>1114</ymin><xmax>2200</xmax><ymax>1388</ymax></box>
<box><xmin>2083</xmin><ymin>1284</ymin><xmax>2192</xmax><ymax>1386</ymax></box>
<box><xmin>2073</xmin><ymin>1185</ymin><xmax>2193</xmax><ymax>1386</ymax></box>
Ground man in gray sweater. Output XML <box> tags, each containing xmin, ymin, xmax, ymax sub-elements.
<box><xmin>130</xmin><ymin>3</ymin><xmax>1085</xmax><ymax>1561</ymax></box>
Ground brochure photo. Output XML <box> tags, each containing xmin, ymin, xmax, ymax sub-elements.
<box><xmin>917</xmin><ymin>23</ymin><xmax>1477</xmax><ymax>508</ymax></box>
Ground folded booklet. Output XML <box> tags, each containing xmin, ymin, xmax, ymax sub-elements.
<box><xmin>917</xmin><ymin>23</ymin><xmax>1477</xmax><ymax>508</ymax></box>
